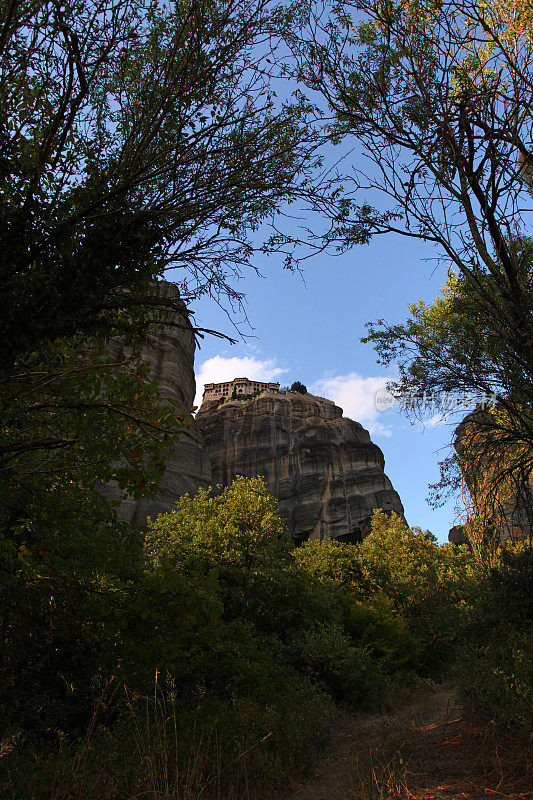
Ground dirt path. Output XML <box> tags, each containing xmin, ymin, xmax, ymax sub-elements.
<box><xmin>278</xmin><ymin>684</ymin><xmax>531</xmax><ymax>800</ymax></box>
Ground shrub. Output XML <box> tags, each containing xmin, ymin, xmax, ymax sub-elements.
<box><xmin>457</xmin><ymin>547</ymin><xmax>533</xmax><ymax>731</ymax></box>
<box><xmin>145</xmin><ymin>476</ymin><xmax>290</xmax><ymax>574</ymax></box>
<box><xmin>289</xmin><ymin>622</ymin><xmax>387</xmax><ymax>708</ymax></box>
<box><xmin>357</xmin><ymin>512</ymin><xmax>480</xmax><ymax>674</ymax></box>
<box><xmin>290</xmin><ymin>381</ymin><xmax>307</xmax><ymax>393</ymax></box>
<box><xmin>295</xmin><ymin>513</ymin><xmax>481</xmax><ymax>676</ymax></box>
<box><xmin>146</xmin><ymin>477</ymin><xmax>393</xmax><ymax>709</ymax></box>
<box><xmin>295</xmin><ymin>537</ymin><xmax>362</xmax><ymax>587</ymax></box>
<box><xmin>4</xmin><ymin>474</ymin><xmax>522</xmax><ymax>797</ymax></box>
<box><xmin>294</xmin><ymin>540</ymin><xmax>416</xmax><ymax>671</ymax></box>
<box><xmin>458</xmin><ymin>630</ymin><xmax>533</xmax><ymax>731</ymax></box>
<box><xmin>1</xmin><ymin>675</ymin><xmax>334</xmax><ymax>800</ymax></box>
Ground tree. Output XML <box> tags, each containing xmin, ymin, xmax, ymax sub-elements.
<box><xmin>288</xmin><ymin>0</ymin><xmax>533</xmax><ymax>508</ymax></box>
<box><xmin>356</xmin><ymin>511</ymin><xmax>479</xmax><ymax>671</ymax></box>
<box><xmin>294</xmin><ymin>510</ymin><xmax>480</xmax><ymax>673</ymax></box>
<box><xmin>290</xmin><ymin>380</ymin><xmax>307</xmax><ymax>393</ymax></box>
<box><xmin>364</xmin><ymin>263</ymin><xmax>533</xmax><ymax>553</ymax></box>
<box><xmin>0</xmin><ymin>336</ymin><xmax>183</xmax><ymax>525</ymax></box>
<box><xmin>145</xmin><ymin>476</ymin><xmax>400</xmax><ymax>705</ymax></box>
<box><xmin>0</xmin><ymin>281</ymin><xmax>194</xmax><ymax>536</ymax></box>
<box><xmin>0</xmin><ymin>0</ymin><xmax>330</xmax><ymax>514</ymax></box>
<box><xmin>0</xmin><ymin>0</ymin><xmax>323</xmax><ymax>371</ymax></box>
<box><xmin>145</xmin><ymin>475</ymin><xmax>289</xmax><ymax>573</ymax></box>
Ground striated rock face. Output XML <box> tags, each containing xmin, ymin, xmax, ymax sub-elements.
<box><xmin>101</xmin><ymin>282</ymin><xmax>212</xmax><ymax>526</ymax></box>
<box><xmin>196</xmin><ymin>391</ymin><xmax>404</xmax><ymax>542</ymax></box>
<box><xmin>101</xmin><ymin>284</ymin><xmax>404</xmax><ymax>536</ymax></box>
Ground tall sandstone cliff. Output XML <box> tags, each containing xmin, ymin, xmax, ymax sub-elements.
<box><xmin>196</xmin><ymin>391</ymin><xmax>405</xmax><ymax>542</ymax></box>
<box><xmin>101</xmin><ymin>282</ymin><xmax>212</xmax><ymax>526</ymax></box>
<box><xmin>102</xmin><ymin>284</ymin><xmax>405</xmax><ymax>537</ymax></box>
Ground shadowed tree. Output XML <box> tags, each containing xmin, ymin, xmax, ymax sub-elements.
<box><xmin>0</xmin><ymin>0</ymin><xmax>327</xmax><ymax>369</ymax></box>
<box><xmin>0</xmin><ymin>0</ymin><xmax>332</xmax><ymax>511</ymax></box>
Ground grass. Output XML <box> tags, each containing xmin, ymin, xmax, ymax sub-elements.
<box><xmin>345</xmin><ymin>716</ymin><xmax>415</xmax><ymax>800</ymax></box>
<box><xmin>0</xmin><ymin>674</ymin><xmax>334</xmax><ymax>800</ymax></box>
<box><xmin>3</xmin><ymin>682</ymin><xmax>530</xmax><ymax>800</ymax></box>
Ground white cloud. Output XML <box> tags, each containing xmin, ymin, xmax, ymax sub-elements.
<box><xmin>310</xmin><ymin>372</ymin><xmax>393</xmax><ymax>436</ymax></box>
<box><xmin>369</xmin><ymin>421</ymin><xmax>393</xmax><ymax>437</ymax></box>
<box><xmin>195</xmin><ymin>355</ymin><xmax>287</xmax><ymax>408</ymax></box>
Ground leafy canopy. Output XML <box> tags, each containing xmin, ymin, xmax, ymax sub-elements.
<box><xmin>290</xmin><ymin>380</ymin><xmax>307</xmax><ymax>393</ymax></box>
<box><xmin>288</xmin><ymin>0</ymin><xmax>533</xmax><ymax>527</ymax></box>
<box><xmin>145</xmin><ymin>475</ymin><xmax>290</xmax><ymax>572</ymax></box>
<box><xmin>0</xmin><ymin>0</ymin><xmax>323</xmax><ymax>369</ymax></box>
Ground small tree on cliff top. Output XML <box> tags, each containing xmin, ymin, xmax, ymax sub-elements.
<box><xmin>290</xmin><ymin>381</ymin><xmax>307</xmax><ymax>393</ymax></box>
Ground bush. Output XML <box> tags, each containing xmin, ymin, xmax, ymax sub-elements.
<box><xmin>3</xmin><ymin>474</ymin><xmax>528</xmax><ymax>796</ymax></box>
<box><xmin>458</xmin><ymin>630</ymin><xmax>533</xmax><ymax>731</ymax></box>
<box><xmin>1</xmin><ymin>675</ymin><xmax>334</xmax><ymax>800</ymax></box>
<box><xmin>289</xmin><ymin>622</ymin><xmax>387</xmax><ymax>707</ymax></box>
<box><xmin>356</xmin><ymin>512</ymin><xmax>480</xmax><ymax>674</ymax></box>
<box><xmin>145</xmin><ymin>478</ymin><xmax>392</xmax><ymax>708</ymax></box>
<box><xmin>145</xmin><ymin>476</ymin><xmax>290</xmax><ymax>574</ymax></box>
<box><xmin>457</xmin><ymin>547</ymin><xmax>533</xmax><ymax>731</ymax></box>
<box><xmin>290</xmin><ymin>381</ymin><xmax>307</xmax><ymax>393</ymax></box>
<box><xmin>1</xmin><ymin>477</ymin><xmax>340</xmax><ymax>798</ymax></box>
<box><xmin>295</xmin><ymin>514</ymin><xmax>481</xmax><ymax>676</ymax></box>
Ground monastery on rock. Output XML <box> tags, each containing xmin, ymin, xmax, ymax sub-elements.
<box><xmin>202</xmin><ymin>377</ymin><xmax>280</xmax><ymax>401</ymax></box>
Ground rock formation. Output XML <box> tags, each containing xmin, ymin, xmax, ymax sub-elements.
<box><xmin>100</xmin><ymin>283</ymin><xmax>405</xmax><ymax>537</ymax></box>
<box><xmin>450</xmin><ymin>407</ymin><xmax>532</xmax><ymax>544</ymax></box>
<box><xmin>101</xmin><ymin>282</ymin><xmax>212</xmax><ymax>526</ymax></box>
<box><xmin>196</xmin><ymin>390</ymin><xmax>404</xmax><ymax>542</ymax></box>
<box><xmin>448</xmin><ymin>525</ymin><xmax>469</xmax><ymax>546</ymax></box>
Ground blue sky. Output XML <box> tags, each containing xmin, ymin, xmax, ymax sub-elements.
<box><xmin>179</xmin><ymin>230</ymin><xmax>463</xmax><ymax>544</ymax></box>
<box><xmin>161</xmin><ymin>13</ymin><xmax>469</xmax><ymax>542</ymax></box>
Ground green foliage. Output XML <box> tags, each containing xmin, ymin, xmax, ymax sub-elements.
<box><xmin>295</xmin><ymin>512</ymin><xmax>532</xmax><ymax>730</ymax></box>
<box><xmin>146</xmin><ymin>477</ymin><xmax>393</xmax><ymax>703</ymax></box>
<box><xmin>1</xmin><ymin>472</ymin><xmax>530</xmax><ymax>795</ymax></box>
<box><xmin>296</xmin><ymin>537</ymin><xmax>363</xmax><ymax>586</ymax></box>
<box><xmin>455</xmin><ymin>546</ymin><xmax>533</xmax><ymax>731</ymax></box>
<box><xmin>145</xmin><ymin>476</ymin><xmax>290</xmax><ymax>573</ymax></box>
<box><xmin>459</xmin><ymin>630</ymin><xmax>533</xmax><ymax>730</ymax></box>
<box><xmin>0</xmin><ymin>0</ymin><xmax>322</xmax><ymax>370</ymax></box>
<box><xmin>290</xmin><ymin>622</ymin><xmax>384</xmax><ymax>707</ymax></box>
<box><xmin>365</xmin><ymin>260</ymin><xmax>533</xmax><ymax>409</ymax></box>
<box><xmin>0</xmin><ymin>476</ymin><xmax>397</xmax><ymax>796</ymax></box>
<box><xmin>358</xmin><ymin>512</ymin><xmax>481</xmax><ymax>674</ymax></box>
<box><xmin>1</xmin><ymin>336</ymin><xmax>183</xmax><ymax>522</ymax></box>
<box><xmin>296</xmin><ymin>512</ymin><xmax>481</xmax><ymax>675</ymax></box>
<box><xmin>364</xmin><ymin>261</ymin><xmax>533</xmax><ymax>523</ymax></box>
<box><xmin>290</xmin><ymin>380</ymin><xmax>307</xmax><ymax>393</ymax></box>
<box><xmin>0</xmin><ymin>487</ymin><xmax>221</xmax><ymax>738</ymax></box>
<box><xmin>339</xmin><ymin>594</ymin><xmax>414</xmax><ymax>673</ymax></box>
<box><xmin>2</xmin><ymin>675</ymin><xmax>333</xmax><ymax>800</ymax></box>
